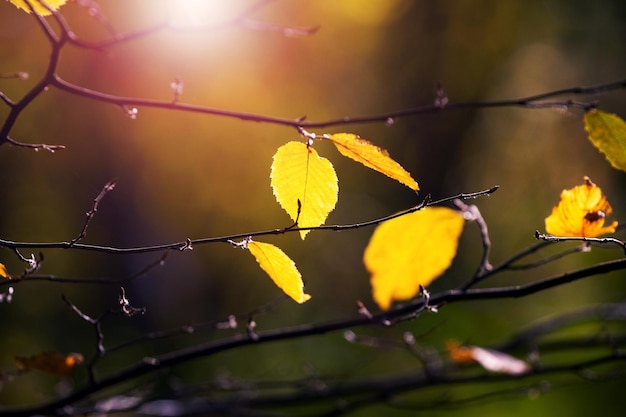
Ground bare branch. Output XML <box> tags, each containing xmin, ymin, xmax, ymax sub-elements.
<box><xmin>70</xmin><ymin>178</ymin><xmax>117</xmax><ymax>245</ymax></box>
<box><xmin>0</xmin><ymin>186</ymin><xmax>498</xmax><ymax>255</ymax></box>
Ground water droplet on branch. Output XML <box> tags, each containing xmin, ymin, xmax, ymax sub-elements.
<box><xmin>122</xmin><ymin>106</ymin><xmax>139</xmax><ymax>119</ymax></box>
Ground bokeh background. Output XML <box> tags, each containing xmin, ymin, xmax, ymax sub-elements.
<box><xmin>0</xmin><ymin>0</ymin><xmax>625</xmax><ymax>415</ymax></box>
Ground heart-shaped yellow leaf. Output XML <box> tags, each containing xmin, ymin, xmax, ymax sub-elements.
<box><xmin>8</xmin><ymin>0</ymin><xmax>68</xmax><ymax>15</ymax></box>
<box><xmin>364</xmin><ymin>207</ymin><xmax>464</xmax><ymax>310</ymax></box>
<box><xmin>584</xmin><ymin>110</ymin><xmax>626</xmax><ymax>172</ymax></box>
<box><xmin>271</xmin><ymin>141</ymin><xmax>338</xmax><ymax>239</ymax></box>
<box><xmin>247</xmin><ymin>240</ymin><xmax>311</xmax><ymax>303</ymax></box>
<box><xmin>327</xmin><ymin>133</ymin><xmax>419</xmax><ymax>191</ymax></box>
<box><xmin>545</xmin><ymin>176</ymin><xmax>617</xmax><ymax>238</ymax></box>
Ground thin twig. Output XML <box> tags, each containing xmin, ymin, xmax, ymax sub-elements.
<box><xmin>0</xmin><ymin>186</ymin><xmax>498</xmax><ymax>255</ymax></box>
<box><xmin>535</xmin><ymin>231</ymin><xmax>626</xmax><ymax>254</ymax></box>
<box><xmin>454</xmin><ymin>200</ymin><xmax>493</xmax><ymax>290</ymax></box>
<box><xmin>70</xmin><ymin>178</ymin><xmax>117</xmax><ymax>245</ymax></box>
<box><xmin>50</xmin><ymin>75</ymin><xmax>626</xmax><ymax>130</ymax></box>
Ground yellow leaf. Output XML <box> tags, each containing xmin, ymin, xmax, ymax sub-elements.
<box><xmin>7</xmin><ymin>0</ymin><xmax>68</xmax><ymax>16</ymax></box>
<box><xmin>364</xmin><ymin>207</ymin><xmax>464</xmax><ymax>310</ymax></box>
<box><xmin>545</xmin><ymin>176</ymin><xmax>617</xmax><ymax>238</ymax></box>
<box><xmin>0</xmin><ymin>263</ymin><xmax>11</xmax><ymax>279</ymax></box>
<box><xmin>327</xmin><ymin>133</ymin><xmax>419</xmax><ymax>191</ymax></box>
<box><xmin>247</xmin><ymin>240</ymin><xmax>311</xmax><ymax>303</ymax></box>
<box><xmin>270</xmin><ymin>141</ymin><xmax>338</xmax><ymax>239</ymax></box>
<box><xmin>15</xmin><ymin>352</ymin><xmax>83</xmax><ymax>377</ymax></box>
<box><xmin>584</xmin><ymin>110</ymin><xmax>626</xmax><ymax>172</ymax></box>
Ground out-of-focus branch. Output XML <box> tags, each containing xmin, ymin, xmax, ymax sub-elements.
<box><xmin>2</xmin><ymin>256</ymin><xmax>625</xmax><ymax>417</ymax></box>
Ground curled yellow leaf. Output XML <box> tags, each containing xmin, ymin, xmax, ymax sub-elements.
<box><xmin>446</xmin><ymin>340</ymin><xmax>529</xmax><ymax>375</ymax></box>
<box><xmin>270</xmin><ymin>141</ymin><xmax>338</xmax><ymax>239</ymax></box>
<box><xmin>584</xmin><ymin>110</ymin><xmax>626</xmax><ymax>172</ymax></box>
<box><xmin>545</xmin><ymin>176</ymin><xmax>617</xmax><ymax>238</ymax></box>
<box><xmin>7</xmin><ymin>0</ymin><xmax>68</xmax><ymax>16</ymax></box>
<box><xmin>364</xmin><ymin>207</ymin><xmax>464</xmax><ymax>310</ymax></box>
<box><xmin>327</xmin><ymin>133</ymin><xmax>419</xmax><ymax>191</ymax></box>
<box><xmin>247</xmin><ymin>240</ymin><xmax>311</xmax><ymax>304</ymax></box>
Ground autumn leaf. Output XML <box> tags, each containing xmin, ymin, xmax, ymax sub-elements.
<box><xmin>364</xmin><ymin>207</ymin><xmax>464</xmax><ymax>310</ymax></box>
<box><xmin>545</xmin><ymin>176</ymin><xmax>618</xmax><ymax>238</ymax></box>
<box><xmin>584</xmin><ymin>110</ymin><xmax>626</xmax><ymax>172</ymax></box>
<box><xmin>271</xmin><ymin>141</ymin><xmax>338</xmax><ymax>239</ymax></box>
<box><xmin>0</xmin><ymin>263</ymin><xmax>11</xmax><ymax>279</ymax></box>
<box><xmin>247</xmin><ymin>240</ymin><xmax>311</xmax><ymax>303</ymax></box>
<box><xmin>446</xmin><ymin>340</ymin><xmax>529</xmax><ymax>375</ymax></box>
<box><xmin>7</xmin><ymin>0</ymin><xmax>68</xmax><ymax>16</ymax></box>
<box><xmin>326</xmin><ymin>133</ymin><xmax>419</xmax><ymax>191</ymax></box>
<box><xmin>15</xmin><ymin>352</ymin><xmax>83</xmax><ymax>377</ymax></box>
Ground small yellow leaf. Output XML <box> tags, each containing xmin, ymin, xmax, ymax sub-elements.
<box><xmin>0</xmin><ymin>263</ymin><xmax>11</xmax><ymax>279</ymax></box>
<box><xmin>364</xmin><ymin>207</ymin><xmax>464</xmax><ymax>310</ymax></box>
<box><xmin>15</xmin><ymin>352</ymin><xmax>83</xmax><ymax>377</ymax></box>
<box><xmin>7</xmin><ymin>0</ymin><xmax>68</xmax><ymax>16</ymax></box>
<box><xmin>545</xmin><ymin>176</ymin><xmax>618</xmax><ymax>238</ymax></box>
<box><xmin>327</xmin><ymin>133</ymin><xmax>419</xmax><ymax>191</ymax></box>
<box><xmin>271</xmin><ymin>141</ymin><xmax>338</xmax><ymax>239</ymax></box>
<box><xmin>247</xmin><ymin>240</ymin><xmax>311</xmax><ymax>303</ymax></box>
<box><xmin>584</xmin><ymin>110</ymin><xmax>626</xmax><ymax>172</ymax></box>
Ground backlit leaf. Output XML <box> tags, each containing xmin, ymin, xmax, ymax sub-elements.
<box><xmin>327</xmin><ymin>133</ymin><xmax>419</xmax><ymax>191</ymax></box>
<box><xmin>7</xmin><ymin>0</ymin><xmax>68</xmax><ymax>16</ymax></box>
<box><xmin>15</xmin><ymin>352</ymin><xmax>83</xmax><ymax>377</ymax></box>
<box><xmin>447</xmin><ymin>340</ymin><xmax>529</xmax><ymax>375</ymax></box>
<box><xmin>584</xmin><ymin>110</ymin><xmax>626</xmax><ymax>172</ymax></box>
<box><xmin>271</xmin><ymin>141</ymin><xmax>338</xmax><ymax>239</ymax></box>
<box><xmin>545</xmin><ymin>176</ymin><xmax>617</xmax><ymax>238</ymax></box>
<box><xmin>364</xmin><ymin>207</ymin><xmax>464</xmax><ymax>310</ymax></box>
<box><xmin>0</xmin><ymin>263</ymin><xmax>10</xmax><ymax>279</ymax></box>
<box><xmin>247</xmin><ymin>240</ymin><xmax>311</xmax><ymax>303</ymax></box>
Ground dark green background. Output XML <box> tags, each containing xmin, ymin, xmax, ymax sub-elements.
<box><xmin>0</xmin><ymin>1</ymin><xmax>625</xmax><ymax>415</ymax></box>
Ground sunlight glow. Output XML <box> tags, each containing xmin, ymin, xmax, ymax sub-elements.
<box><xmin>162</xmin><ymin>0</ymin><xmax>240</xmax><ymax>27</ymax></box>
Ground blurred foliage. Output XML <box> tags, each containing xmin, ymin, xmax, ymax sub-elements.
<box><xmin>1</xmin><ymin>0</ymin><xmax>626</xmax><ymax>415</ymax></box>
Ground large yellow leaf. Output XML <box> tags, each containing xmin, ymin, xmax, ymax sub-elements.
<box><xmin>7</xmin><ymin>0</ymin><xmax>68</xmax><ymax>16</ymax></box>
<box><xmin>584</xmin><ymin>110</ymin><xmax>626</xmax><ymax>172</ymax></box>
<box><xmin>364</xmin><ymin>207</ymin><xmax>464</xmax><ymax>310</ymax></box>
<box><xmin>270</xmin><ymin>141</ymin><xmax>338</xmax><ymax>239</ymax></box>
<box><xmin>327</xmin><ymin>133</ymin><xmax>419</xmax><ymax>191</ymax></box>
<box><xmin>247</xmin><ymin>240</ymin><xmax>311</xmax><ymax>304</ymax></box>
<box><xmin>545</xmin><ymin>176</ymin><xmax>617</xmax><ymax>238</ymax></box>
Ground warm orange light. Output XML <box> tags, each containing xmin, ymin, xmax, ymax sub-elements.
<box><xmin>163</xmin><ymin>0</ymin><xmax>240</xmax><ymax>27</ymax></box>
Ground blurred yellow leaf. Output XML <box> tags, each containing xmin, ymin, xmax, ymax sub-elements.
<box><xmin>545</xmin><ymin>176</ymin><xmax>617</xmax><ymax>237</ymax></box>
<box><xmin>364</xmin><ymin>207</ymin><xmax>464</xmax><ymax>310</ymax></box>
<box><xmin>15</xmin><ymin>352</ymin><xmax>83</xmax><ymax>377</ymax></box>
<box><xmin>327</xmin><ymin>133</ymin><xmax>419</xmax><ymax>191</ymax></box>
<box><xmin>0</xmin><ymin>263</ymin><xmax>10</xmax><ymax>279</ymax></box>
<box><xmin>247</xmin><ymin>240</ymin><xmax>311</xmax><ymax>303</ymax></box>
<box><xmin>7</xmin><ymin>0</ymin><xmax>68</xmax><ymax>16</ymax></box>
<box><xmin>446</xmin><ymin>340</ymin><xmax>529</xmax><ymax>375</ymax></box>
<box><xmin>584</xmin><ymin>110</ymin><xmax>626</xmax><ymax>172</ymax></box>
<box><xmin>270</xmin><ymin>141</ymin><xmax>338</xmax><ymax>239</ymax></box>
